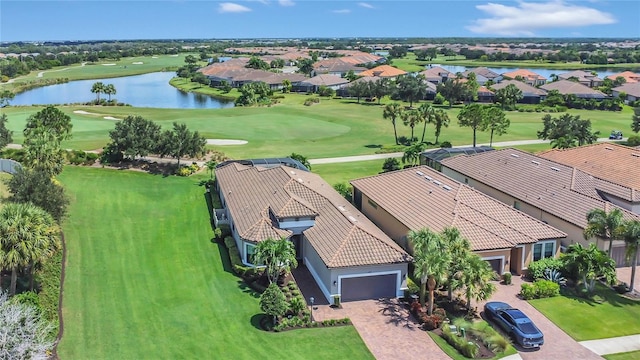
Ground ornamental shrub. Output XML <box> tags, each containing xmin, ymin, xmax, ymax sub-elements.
<box><xmin>526</xmin><ymin>257</ymin><xmax>563</xmax><ymax>280</ymax></box>
<box><xmin>502</xmin><ymin>271</ymin><xmax>512</xmax><ymax>285</ymax></box>
<box><xmin>520</xmin><ymin>280</ymin><xmax>559</xmax><ymax>299</ymax></box>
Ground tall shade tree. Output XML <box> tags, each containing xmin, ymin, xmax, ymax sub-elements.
<box><xmin>417</xmin><ymin>103</ymin><xmax>435</xmax><ymax>143</ymax></box>
<box><xmin>103</xmin><ymin>83</ymin><xmax>117</xmax><ymax>101</ymax></box>
<box><xmin>253</xmin><ymin>237</ymin><xmax>298</xmax><ymax>284</ymax></box>
<box><xmin>437</xmin><ymin>79</ymin><xmax>467</xmax><ymax>108</ymax></box>
<box><xmin>562</xmin><ymin>243</ymin><xmax>616</xmax><ymax>294</ymax></box>
<box><xmin>383</xmin><ymin>102</ymin><xmax>404</xmax><ymax>145</ymax></box>
<box><xmin>538</xmin><ymin>113</ymin><xmax>599</xmax><ymax>147</ymax></box>
<box><xmin>551</xmin><ymin>136</ymin><xmax>577</xmax><ymax>149</ymax></box>
<box><xmin>583</xmin><ymin>208</ymin><xmax>624</xmax><ymax>257</ymax></box>
<box><xmin>0</xmin><ymin>113</ymin><xmax>13</xmax><ymax>150</ymax></box>
<box><xmin>493</xmin><ymin>84</ymin><xmax>523</xmax><ymax>110</ymax></box>
<box><xmin>464</xmin><ymin>72</ymin><xmax>479</xmax><ymax>103</ymax></box>
<box><xmin>632</xmin><ymin>107</ymin><xmax>640</xmax><ymax>134</ymax></box>
<box><xmin>22</xmin><ymin>130</ymin><xmax>65</xmax><ymax>177</ymax></box>
<box><xmin>441</xmin><ymin>227</ymin><xmax>471</xmax><ymax>301</ymax></box>
<box><xmin>395</xmin><ymin>75</ymin><xmax>427</xmax><ymax>108</ymax></box>
<box><xmin>621</xmin><ymin>220</ymin><xmax>640</xmax><ymax>293</ymax></box>
<box><xmin>480</xmin><ymin>107</ymin><xmax>510</xmax><ymax>147</ymax></box>
<box><xmin>369</xmin><ymin>78</ymin><xmax>391</xmax><ymax>105</ymax></box>
<box><xmin>0</xmin><ymin>89</ymin><xmax>15</xmax><ymax>108</ymax></box>
<box><xmin>0</xmin><ymin>203</ymin><xmax>61</xmax><ymax>296</ymax></box>
<box><xmin>401</xmin><ymin>109</ymin><xmax>422</xmax><ymax>143</ymax></box>
<box><xmin>460</xmin><ymin>255</ymin><xmax>496</xmax><ymax>310</ymax></box>
<box><xmin>90</xmin><ymin>81</ymin><xmax>105</xmax><ymax>102</ymax></box>
<box><xmin>156</xmin><ymin>122</ymin><xmax>206</xmax><ymax>167</ymax></box>
<box><xmin>409</xmin><ymin>228</ymin><xmax>451</xmax><ymax>315</ymax></box>
<box><xmin>432</xmin><ymin>109</ymin><xmax>450</xmax><ymax>144</ymax></box>
<box><xmin>23</xmin><ymin>105</ymin><xmax>73</xmax><ymax>144</ymax></box>
<box><xmin>6</xmin><ymin>167</ymin><xmax>70</xmax><ymax>223</ymax></box>
<box><xmin>457</xmin><ymin>103</ymin><xmax>485</xmax><ymax>147</ymax></box>
<box><xmin>107</xmin><ymin>115</ymin><xmax>161</xmax><ymax>160</ymax></box>
<box><xmin>348</xmin><ymin>81</ymin><xmax>370</xmax><ymax>103</ymax></box>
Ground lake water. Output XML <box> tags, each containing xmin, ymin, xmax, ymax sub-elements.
<box><xmin>429</xmin><ymin>64</ymin><xmax>637</xmax><ymax>80</ymax></box>
<box><xmin>11</xmin><ymin>72</ymin><xmax>235</xmax><ymax>109</ymax></box>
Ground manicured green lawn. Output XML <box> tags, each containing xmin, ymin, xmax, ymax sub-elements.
<box><xmin>4</xmin><ymin>102</ymin><xmax>634</xmax><ymax>160</ymax></box>
<box><xmin>311</xmin><ymin>160</ymin><xmax>386</xmax><ymax>186</ymax></box>
<box><xmin>604</xmin><ymin>350</ymin><xmax>640</xmax><ymax>360</ymax></box>
<box><xmin>529</xmin><ymin>284</ymin><xmax>640</xmax><ymax>341</ymax></box>
<box><xmin>57</xmin><ymin>166</ymin><xmax>373</xmax><ymax>359</ymax></box>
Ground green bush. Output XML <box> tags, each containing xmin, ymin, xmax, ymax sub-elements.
<box><xmin>520</xmin><ymin>280</ymin><xmax>560</xmax><ymax>299</ymax></box>
<box><xmin>627</xmin><ymin>135</ymin><xmax>640</xmax><ymax>147</ymax></box>
<box><xmin>289</xmin><ymin>296</ymin><xmax>306</xmax><ymax>315</ymax></box>
<box><xmin>433</xmin><ymin>93</ymin><xmax>445</xmax><ymax>105</ymax></box>
<box><xmin>441</xmin><ymin>325</ymin><xmax>479</xmax><ymax>358</ymax></box>
<box><xmin>34</xmin><ymin>248</ymin><xmax>63</xmax><ymax>339</ymax></box>
<box><xmin>526</xmin><ymin>257</ymin><xmax>563</xmax><ymax>280</ymax></box>
<box><xmin>66</xmin><ymin>150</ymin><xmax>99</xmax><ymax>165</ymax></box>
<box><xmin>10</xmin><ymin>291</ymin><xmax>42</xmax><ymax>313</ymax></box>
<box><xmin>303</xmin><ymin>97</ymin><xmax>320</xmax><ymax>106</ymax></box>
<box><xmin>502</xmin><ymin>272</ymin><xmax>512</xmax><ymax>285</ymax></box>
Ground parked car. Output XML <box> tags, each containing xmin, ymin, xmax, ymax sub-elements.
<box><xmin>484</xmin><ymin>301</ymin><xmax>544</xmax><ymax>348</ymax></box>
<box><xmin>609</xmin><ymin>130</ymin><xmax>623</xmax><ymax>140</ymax></box>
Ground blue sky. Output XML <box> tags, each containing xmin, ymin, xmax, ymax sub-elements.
<box><xmin>1</xmin><ymin>1</ymin><xmax>638</xmax><ymax>42</ymax></box>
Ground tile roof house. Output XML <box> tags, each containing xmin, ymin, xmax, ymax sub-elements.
<box><xmin>214</xmin><ymin>161</ymin><xmax>411</xmax><ymax>302</ymax></box>
<box><xmin>359</xmin><ymin>65</ymin><xmax>407</xmax><ymax>78</ymax></box>
<box><xmin>440</xmin><ymin>148</ymin><xmax>640</xmax><ymax>266</ymax></box>
<box><xmin>419</xmin><ymin>66</ymin><xmax>454</xmax><ymax>84</ymax></box>
<box><xmin>312</xmin><ymin>58</ymin><xmax>366</xmax><ymax>77</ymax></box>
<box><xmin>607</xmin><ymin>71</ymin><xmax>640</xmax><ymax>84</ymax></box>
<box><xmin>501</xmin><ymin>69</ymin><xmax>547</xmax><ymax>86</ymax></box>
<box><xmin>538</xmin><ymin>143</ymin><xmax>640</xmax><ymax>214</ymax></box>
<box><xmin>612</xmin><ymin>83</ymin><xmax>640</xmax><ymax>103</ymax></box>
<box><xmin>351</xmin><ymin>166</ymin><xmax>566</xmax><ymax>275</ymax></box>
<box><xmin>468</xmin><ymin>67</ymin><xmax>502</xmax><ymax>83</ymax></box>
<box><xmin>540</xmin><ymin>80</ymin><xmax>606</xmax><ymax>99</ymax></box>
<box><xmin>295</xmin><ymin>74</ymin><xmax>349</xmax><ymax>93</ymax></box>
<box><xmin>489</xmin><ymin>80</ymin><xmax>547</xmax><ymax>104</ymax></box>
<box><xmin>557</xmin><ymin>70</ymin><xmax>603</xmax><ymax>88</ymax></box>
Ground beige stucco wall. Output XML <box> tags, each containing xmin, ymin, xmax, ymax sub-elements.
<box><xmin>358</xmin><ymin>192</ymin><xmax>413</xmax><ymax>251</ymax></box>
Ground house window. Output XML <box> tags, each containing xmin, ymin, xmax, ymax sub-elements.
<box><xmin>513</xmin><ymin>201</ymin><xmax>521</xmax><ymax>210</ymax></box>
<box><xmin>367</xmin><ymin>198</ymin><xmax>378</xmax><ymax>209</ymax></box>
<box><xmin>533</xmin><ymin>241</ymin><xmax>556</xmax><ymax>262</ymax></box>
<box><xmin>246</xmin><ymin>243</ymin><xmax>257</xmax><ymax>265</ymax></box>
<box><xmin>464</xmin><ymin>178</ymin><xmax>469</xmax><ymax>184</ymax></box>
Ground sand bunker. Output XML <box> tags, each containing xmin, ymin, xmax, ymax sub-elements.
<box><xmin>132</xmin><ymin>62</ymin><xmax>143</xmax><ymax>65</ymax></box>
<box><xmin>102</xmin><ymin>63</ymin><xmax>116</xmax><ymax>66</ymax></box>
<box><xmin>169</xmin><ymin>54</ymin><xmax>179</xmax><ymax>57</ymax></box>
<box><xmin>152</xmin><ymin>56</ymin><xmax>158</xmax><ymax>59</ymax></box>
<box><xmin>73</xmin><ymin>110</ymin><xmax>93</xmax><ymax>115</ymax></box>
<box><xmin>103</xmin><ymin>116</ymin><xmax>120</xmax><ymax>120</ymax></box>
<box><xmin>206</xmin><ymin>139</ymin><xmax>248</xmax><ymax>146</ymax></box>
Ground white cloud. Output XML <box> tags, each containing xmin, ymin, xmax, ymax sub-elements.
<box><xmin>333</xmin><ymin>9</ymin><xmax>351</xmax><ymax>14</ymax></box>
<box><xmin>358</xmin><ymin>2</ymin><xmax>374</xmax><ymax>9</ymax></box>
<box><xmin>466</xmin><ymin>1</ymin><xmax>616</xmax><ymax>36</ymax></box>
<box><xmin>218</xmin><ymin>2</ymin><xmax>252</xmax><ymax>13</ymax></box>
<box><xmin>278</xmin><ymin>0</ymin><xmax>295</xmax><ymax>6</ymax></box>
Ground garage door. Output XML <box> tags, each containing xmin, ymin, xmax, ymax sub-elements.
<box><xmin>486</xmin><ymin>259</ymin><xmax>503</xmax><ymax>274</ymax></box>
<box><xmin>341</xmin><ymin>274</ymin><xmax>397</xmax><ymax>302</ymax></box>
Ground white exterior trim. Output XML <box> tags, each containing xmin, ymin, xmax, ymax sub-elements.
<box><xmin>480</xmin><ymin>255</ymin><xmax>505</xmax><ymax>275</ymax></box>
<box><xmin>304</xmin><ymin>256</ymin><xmax>335</xmax><ymax>303</ymax></box>
<box><xmin>337</xmin><ymin>270</ymin><xmax>403</xmax><ymax>298</ymax></box>
<box><xmin>516</xmin><ymin>245</ymin><xmax>526</xmax><ymax>271</ymax></box>
<box><xmin>533</xmin><ymin>240</ymin><xmax>557</xmax><ymax>262</ymax></box>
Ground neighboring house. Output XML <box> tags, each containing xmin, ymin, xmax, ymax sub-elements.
<box><xmin>312</xmin><ymin>58</ymin><xmax>365</xmax><ymax>77</ymax></box>
<box><xmin>612</xmin><ymin>83</ymin><xmax>640</xmax><ymax>103</ymax></box>
<box><xmin>557</xmin><ymin>70</ymin><xmax>603</xmax><ymax>88</ymax></box>
<box><xmin>214</xmin><ymin>161</ymin><xmax>411</xmax><ymax>303</ymax></box>
<box><xmin>477</xmin><ymin>86</ymin><xmax>495</xmax><ymax>102</ymax></box>
<box><xmin>607</xmin><ymin>71</ymin><xmax>640</xmax><ymax>84</ymax></box>
<box><xmin>440</xmin><ymin>148</ymin><xmax>640</xmax><ymax>266</ymax></box>
<box><xmin>489</xmin><ymin>80</ymin><xmax>547</xmax><ymax>104</ymax></box>
<box><xmin>540</xmin><ymin>80</ymin><xmax>606</xmax><ymax>99</ymax></box>
<box><xmin>468</xmin><ymin>67</ymin><xmax>502</xmax><ymax>83</ymax></box>
<box><xmin>501</xmin><ymin>69</ymin><xmax>547</xmax><ymax>86</ymax></box>
<box><xmin>421</xmin><ymin>146</ymin><xmax>495</xmax><ymax>171</ymax></box>
<box><xmin>351</xmin><ymin>166</ymin><xmax>567</xmax><ymax>275</ymax></box>
<box><xmin>538</xmin><ymin>143</ymin><xmax>640</xmax><ymax>214</ymax></box>
<box><xmin>294</xmin><ymin>74</ymin><xmax>349</xmax><ymax>93</ymax></box>
<box><xmin>359</xmin><ymin>65</ymin><xmax>407</xmax><ymax>78</ymax></box>
<box><xmin>461</xmin><ymin>70</ymin><xmax>489</xmax><ymax>85</ymax></box>
<box><xmin>419</xmin><ymin>66</ymin><xmax>454</xmax><ymax>85</ymax></box>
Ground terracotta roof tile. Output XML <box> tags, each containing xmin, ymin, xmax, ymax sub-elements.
<box><xmin>538</xmin><ymin>143</ymin><xmax>640</xmax><ymax>201</ymax></box>
<box><xmin>607</xmin><ymin>71</ymin><xmax>640</xmax><ymax>83</ymax></box>
<box><xmin>351</xmin><ymin>166</ymin><xmax>565</xmax><ymax>251</ymax></box>
<box><xmin>502</xmin><ymin>69</ymin><xmax>547</xmax><ymax>81</ymax></box>
<box><xmin>441</xmin><ymin>148</ymin><xmax>640</xmax><ymax>229</ymax></box>
<box><xmin>359</xmin><ymin>65</ymin><xmax>407</xmax><ymax>78</ymax></box>
<box><xmin>215</xmin><ymin>163</ymin><xmax>410</xmax><ymax>268</ymax></box>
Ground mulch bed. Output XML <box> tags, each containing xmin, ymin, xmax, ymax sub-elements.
<box><xmin>432</xmin><ymin>327</ymin><xmax>495</xmax><ymax>359</ymax></box>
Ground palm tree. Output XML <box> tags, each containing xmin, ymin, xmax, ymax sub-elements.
<box><xmin>104</xmin><ymin>83</ymin><xmax>116</xmax><ymax>101</ymax></box>
<box><xmin>432</xmin><ymin>109</ymin><xmax>450</xmax><ymax>144</ymax></box>
<box><xmin>253</xmin><ymin>237</ymin><xmax>298</xmax><ymax>284</ymax></box>
<box><xmin>205</xmin><ymin>160</ymin><xmax>217</xmax><ymax>180</ymax></box>
<box><xmin>383</xmin><ymin>103</ymin><xmax>404</xmax><ymax>145</ymax></box>
<box><xmin>584</xmin><ymin>208</ymin><xmax>624</xmax><ymax>257</ymax></box>
<box><xmin>481</xmin><ymin>107</ymin><xmax>510</xmax><ymax>147</ymax></box>
<box><xmin>0</xmin><ymin>203</ymin><xmax>61</xmax><ymax>296</ymax></box>
<box><xmin>91</xmin><ymin>82</ymin><xmax>105</xmax><ymax>103</ymax></box>
<box><xmin>409</xmin><ymin>228</ymin><xmax>451</xmax><ymax>315</ymax></box>
<box><xmin>441</xmin><ymin>227</ymin><xmax>471</xmax><ymax>301</ymax></box>
<box><xmin>417</xmin><ymin>103</ymin><xmax>435</xmax><ymax>143</ymax></box>
<box><xmin>402</xmin><ymin>109</ymin><xmax>422</xmax><ymax>144</ymax></box>
<box><xmin>562</xmin><ymin>243</ymin><xmax>616</xmax><ymax>294</ymax></box>
<box><xmin>621</xmin><ymin>220</ymin><xmax>640</xmax><ymax>292</ymax></box>
<box><xmin>401</xmin><ymin>142</ymin><xmax>425</xmax><ymax>167</ymax></box>
<box><xmin>461</xmin><ymin>255</ymin><xmax>496</xmax><ymax>310</ymax></box>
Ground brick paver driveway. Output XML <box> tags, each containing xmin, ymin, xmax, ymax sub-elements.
<box><xmin>477</xmin><ymin>277</ymin><xmax>603</xmax><ymax>360</ymax></box>
<box><xmin>341</xmin><ymin>298</ymin><xmax>449</xmax><ymax>360</ymax></box>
